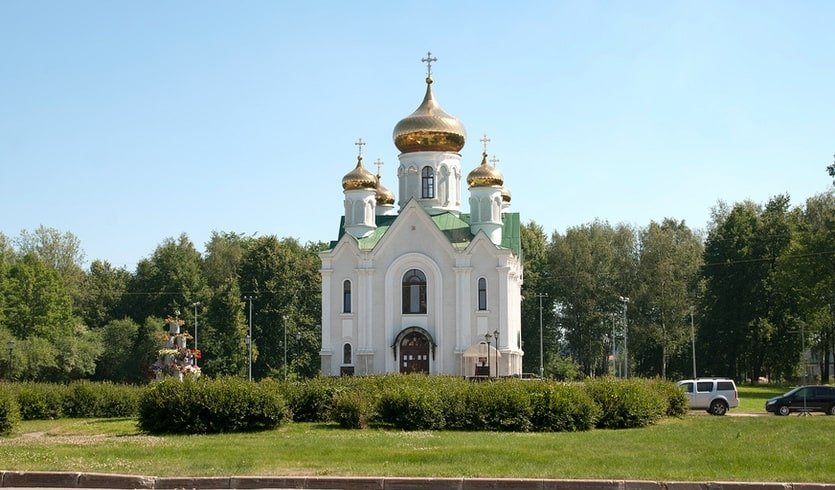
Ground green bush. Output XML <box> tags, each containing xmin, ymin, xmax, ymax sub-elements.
<box><xmin>62</xmin><ymin>381</ymin><xmax>101</xmax><ymax>418</ymax></box>
<box><xmin>15</xmin><ymin>382</ymin><xmax>64</xmax><ymax>420</ymax></box>
<box><xmin>0</xmin><ymin>388</ymin><xmax>21</xmax><ymax>435</ymax></box>
<box><xmin>378</xmin><ymin>382</ymin><xmax>444</xmax><ymax>430</ymax></box>
<box><xmin>284</xmin><ymin>377</ymin><xmax>341</xmax><ymax>422</ymax></box>
<box><xmin>526</xmin><ymin>382</ymin><xmax>600</xmax><ymax>432</ymax></box>
<box><xmin>330</xmin><ymin>390</ymin><xmax>374</xmax><ymax>429</ymax></box>
<box><xmin>137</xmin><ymin>377</ymin><xmax>289</xmax><ymax>434</ymax></box>
<box><xmin>585</xmin><ymin>377</ymin><xmax>667</xmax><ymax>429</ymax></box>
<box><xmin>646</xmin><ymin>378</ymin><xmax>688</xmax><ymax>417</ymax></box>
<box><xmin>472</xmin><ymin>381</ymin><xmax>533</xmax><ymax>432</ymax></box>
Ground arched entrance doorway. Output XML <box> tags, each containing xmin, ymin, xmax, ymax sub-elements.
<box><xmin>394</xmin><ymin>327</ymin><xmax>435</xmax><ymax>374</ymax></box>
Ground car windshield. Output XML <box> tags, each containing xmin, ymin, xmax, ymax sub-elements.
<box><xmin>782</xmin><ymin>387</ymin><xmax>803</xmax><ymax>397</ymax></box>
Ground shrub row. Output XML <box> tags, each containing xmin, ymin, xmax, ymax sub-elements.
<box><xmin>0</xmin><ymin>388</ymin><xmax>21</xmax><ymax>435</ymax></box>
<box><xmin>281</xmin><ymin>375</ymin><xmax>682</xmax><ymax>432</ymax></box>
<box><xmin>7</xmin><ymin>381</ymin><xmax>142</xmax><ymax>420</ymax></box>
<box><xmin>137</xmin><ymin>377</ymin><xmax>289</xmax><ymax>434</ymax></box>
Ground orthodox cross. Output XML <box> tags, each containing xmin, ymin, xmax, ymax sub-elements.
<box><xmin>354</xmin><ymin>138</ymin><xmax>366</xmax><ymax>157</ymax></box>
<box><xmin>421</xmin><ymin>51</ymin><xmax>437</xmax><ymax>78</ymax></box>
<box><xmin>480</xmin><ymin>134</ymin><xmax>491</xmax><ymax>154</ymax></box>
<box><xmin>490</xmin><ymin>156</ymin><xmax>500</xmax><ymax>168</ymax></box>
<box><xmin>374</xmin><ymin>158</ymin><xmax>384</xmax><ymax>176</ymax></box>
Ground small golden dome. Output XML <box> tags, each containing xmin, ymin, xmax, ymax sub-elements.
<box><xmin>500</xmin><ymin>186</ymin><xmax>512</xmax><ymax>203</ymax></box>
<box><xmin>342</xmin><ymin>156</ymin><xmax>377</xmax><ymax>191</ymax></box>
<box><xmin>393</xmin><ymin>77</ymin><xmax>466</xmax><ymax>154</ymax></box>
<box><xmin>467</xmin><ymin>152</ymin><xmax>504</xmax><ymax>188</ymax></box>
<box><xmin>375</xmin><ymin>175</ymin><xmax>395</xmax><ymax>205</ymax></box>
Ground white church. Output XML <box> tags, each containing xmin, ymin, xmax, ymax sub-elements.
<box><xmin>319</xmin><ymin>54</ymin><xmax>524</xmax><ymax>378</ymax></box>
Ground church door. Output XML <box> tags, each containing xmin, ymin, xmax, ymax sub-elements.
<box><xmin>400</xmin><ymin>331</ymin><xmax>430</xmax><ymax>374</ymax></box>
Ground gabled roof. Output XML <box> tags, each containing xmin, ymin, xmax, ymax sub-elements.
<box><xmin>330</xmin><ymin>207</ymin><xmax>522</xmax><ymax>258</ymax></box>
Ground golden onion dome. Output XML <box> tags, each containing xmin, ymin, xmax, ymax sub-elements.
<box><xmin>342</xmin><ymin>156</ymin><xmax>377</xmax><ymax>191</ymax></box>
<box><xmin>467</xmin><ymin>152</ymin><xmax>504</xmax><ymax>188</ymax></box>
<box><xmin>393</xmin><ymin>77</ymin><xmax>466</xmax><ymax>154</ymax></box>
<box><xmin>500</xmin><ymin>186</ymin><xmax>512</xmax><ymax>203</ymax></box>
<box><xmin>375</xmin><ymin>175</ymin><xmax>395</xmax><ymax>205</ymax></box>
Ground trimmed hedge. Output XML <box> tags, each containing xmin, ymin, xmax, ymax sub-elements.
<box><xmin>11</xmin><ymin>381</ymin><xmax>140</xmax><ymax>420</ymax></box>
<box><xmin>0</xmin><ymin>387</ymin><xmax>21</xmax><ymax>435</ymax></box>
<box><xmin>584</xmin><ymin>377</ymin><xmax>668</xmax><ymax>429</ymax></box>
<box><xmin>137</xmin><ymin>377</ymin><xmax>289</xmax><ymax>434</ymax></box>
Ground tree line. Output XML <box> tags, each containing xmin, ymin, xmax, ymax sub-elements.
<box><xmin>521</xmin><ymin>191</ymin><xmax>835</xmax><ymax>384</ymax></box>
<box><xmin>1</xmin><ymin>190</ymin><xmax>833</xmax><ymax>385</ymax></box>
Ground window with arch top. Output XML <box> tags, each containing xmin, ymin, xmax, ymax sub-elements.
<box><xmin>402</xmin><ymin>269</ymin><xmax>427</xmax><ymax>314</ymax></box>
<box><xmin>421</xmin><ymin>167</ymin><xmax>435</xmax><ymax>199</ymax></box>
<box><xmin>343</xmin><ymin>343</ymin><xmax>352</xmax><ymax>365</ymax></box>
<box><xmin>477</xmin><ymin>277</ymin><xmax>488</xmax><ymax>311</ymax></box>
<box><xmin>342</xmin><ymin>279</ymin><xmax>352</xmax><ymax>313</ymax></box>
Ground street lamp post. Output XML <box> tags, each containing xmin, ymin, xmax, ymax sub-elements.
<box><xmin>484</xmin><ymin>333</ymin><xmax>492</xmax><ymax>379</ymax></box>
<box><xmin>283</xmin><ymin>315</ymin><xmax>289</xmax><ymax>381</ymax></box>
<box><xmin>243</xmin><ymin>296</ymin><xmax>256</xmax><ymax>381</ymax></box>
<box><xmin>191</xmin><ymin>302</ymin><xmax>201</xmax><ymax>355</ymax></box>
<box><xmin>536</xmin><ymin>293</ymin><xmax>547</xmax><ymax>378</ymax></box>
<box><xmin>493</xmin><ymin>329</ymin><xmax>499</xmax><ymax>379</ymax></box>
<box><xmin>690</xmin><ymin>307</ymin><xmax>697</xmax><ymax>379</ymax></box>
<box><xmin>6</xmin><ymin>340</ymin><xmax>14</xmax><ymax>381</ymax></box>
<box><xmin>619</xmin><ymin>296</ymin><xmax>629</xmax><ymax>378</ymax></box>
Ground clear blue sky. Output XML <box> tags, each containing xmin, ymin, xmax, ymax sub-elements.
<box><xmin>2</xmin><ymin>1</ymin><xmax>833</xmax><ymax>270</ymax></box>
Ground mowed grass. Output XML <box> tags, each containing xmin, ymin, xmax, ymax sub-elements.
<box><xmin>1</xmin><ymin>415</ymin><xmax>833</xmax><ymax>482</ymax></box>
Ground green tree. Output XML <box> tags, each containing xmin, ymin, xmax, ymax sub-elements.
<box><xmin>93</xmin><ymin>318</ymin><xmax>141</xmax><ymax>382</ymax></box>
<box><xmin>124</xmin><ymin>234</ymin><xmax>207</xmax><ymax>322</ymax></box>
<box><xmin>632</xmin><ymin>219</ymin><xmax>703</xmax><ymax>379</ymax></box>
<box><xmin>520</xmin><ymin>221</ymin><xmax>554</xmax><ymax>376</ymax></box>
<box><xmin>548</xmin><ymin>221</ymin><xmax>637</xmax><ymax>376</ymax></box>
<box><xmin>238</xmin><ymin>236</ymin><xmax>321</xmax><ymax>380</ymax></box>
<box><xmin>79</xmin><ymin>260</ymin><xmax>131</xmax><ymax>328</ymax></box>
<box><xmin>200</xmin><ymin>277</ymin><xmax>249</xmax><ymax>377</ymax></box>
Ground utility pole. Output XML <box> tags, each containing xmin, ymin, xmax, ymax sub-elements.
<box><xmin>191</xmin><ymin>302</ymin><xmax>201</xmax><ymax>355</ymax></box>
<box><xmin>243</xmin><ymin>295</ymin><xmax>256</xmax><ymax>381</ymax></box>
<box><xmin>536</xmin><ymin>293</ymin><xmax>548</xmax><ymax>378</ymax></box>
<box><xmin>619</xmin><ymin>296</ymin><xmax>629</xmax><ymax>378</ymax></box>
<box><xmin>690</xmin><ymin>307</ymin><xmax>697</xmax><ymax>379</ymax></box>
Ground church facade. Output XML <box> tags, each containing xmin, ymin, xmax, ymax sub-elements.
<box><xmin>319</xmin><ymin>56</ymin><xmax>524</xmax><ymax>377</ymax></box>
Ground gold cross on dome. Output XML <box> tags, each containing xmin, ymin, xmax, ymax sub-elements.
<box><xmin>421</xmin><ymin>51</ymin><xmax>437</xmax><ymax>78</ymax></box>
<box><xmin>354</xmin><ymin>138</ymin><xmax>366</xmax><ymax>157</ymax></box>
<box><xmin>374</xmin><ymin>158</ymin><xmax>384</xmax><ymax>176</ymax></box>
<box><xmin>480</xmin><ymin>134</ymin><xmax>491</xmax><ymax>154</ymax></box>
<box><xmin>490</xmin><ymin>156</ymin><xmax>500</xmax><ymax>168</ymax></box>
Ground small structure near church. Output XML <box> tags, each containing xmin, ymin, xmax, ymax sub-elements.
<box><xmin>319</xmin><ymin>53</ymin><xmax>524</xmax><ymax>378</ymax></box>
<box><xmin>151</xmin><ymin>314</ymin><xmax>201</xmax><ymax>381</ymax></box>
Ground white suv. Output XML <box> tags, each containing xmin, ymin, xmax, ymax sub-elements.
<box><xmin>677</xmin><ymin>378</ymin><xmax>739</xmax><ymax>416</ymax></box>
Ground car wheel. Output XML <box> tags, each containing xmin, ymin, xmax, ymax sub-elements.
<box><xmin>709</xmin><ymin>400</ymin><xmax>728</xmax><ymax>416</ymax></box>
<box><xmin>828</xmin><ymin>405</ymin><xmax>835</xmax><ymax>416</ymax></box>
<box><xmin>777</xmin><ymin>405</ymin><xmax>790</xmax><ymax>416</ymax></box>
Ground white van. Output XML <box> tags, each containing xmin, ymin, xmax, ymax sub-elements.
<box><xmin>677</xmin><ymin>378</ymin><xmax>739</xmax><ymax>416</ymax></box>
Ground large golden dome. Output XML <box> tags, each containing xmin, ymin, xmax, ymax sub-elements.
<box><xmin>393</xmin><ymin>77</ymin><xmax>466</xmax><ymax>154</ymax></box>
<box><xmin>342</xmin><ymin>156</ymin><xmax>377</xmax><ymax>190</ymax></box>
<box><xmin>375</xmin><ymin>175</ymin><xmax>395</xmax><ymax>205</ymax></box>
<box><xmin>467</xmin><ymin>152</ymin><xmax>504</xmax><ymax>188</ymax></box>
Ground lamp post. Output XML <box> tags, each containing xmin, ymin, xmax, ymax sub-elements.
<box><xmin>536</xmin><ymin>293</ymin><xmax>547</xmax><ymax>378</ymax></box>
<box><xmin>619</xmin><ymin>296</ymin><xmax>629</xmax><ymax>378</ymax></box>
<box><xmin>690</xmin><ymin>307</ymin><xmax>697</xmax><ymax>379</ymax></box>
<box><xmin>191</xmin><ymin>302</ymin><xmax>201</xmax><ymax>356</ymax></box>
<box><xmin>283</xmin><ymin>315</ymin><xmax>289</xmax><ymax>381</ymax></box>
<box><xmin>243</xmin><ymin>296</ymin><xmax>256</xmax><ymax>381</ymax></box>
<box><xmin>789</xmin><ymin>322</ymin><xmax>808</xmax><ymax>415</ymax></box>
<box><xmin>493</xmin><ymin>329</ymin><xmax>500</xmax><ymax>379</ymax></box>
<box><xmin>484</xmin><ymin>333</ymin><xmax>492</xmax><ymax>379</ymax></box>
<box><xmin>6</xmin><ymin>340</ymin><xmax>14</xmax><ymax>381</ymax></box>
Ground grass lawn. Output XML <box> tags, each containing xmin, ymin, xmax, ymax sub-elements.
<box><xmin>1</xmin><ymin>415</ymin><xmax>833</xmax><ymax>483</ymax></box>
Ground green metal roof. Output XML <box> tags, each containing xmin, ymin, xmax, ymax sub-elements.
<box><xmin>331</xmin><ymin>210</ymin><xmax>522</xmax><ymax>257</ymax></box>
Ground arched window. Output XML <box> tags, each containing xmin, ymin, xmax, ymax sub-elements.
<box><xmin>402</xmin><ymin>269</ymin><xmax>427</xmax><ymax>314</ymax></box>
<box><xmin>477</xmin><ymin>277</ymin><xmax>488</xmax><ymax>311</ymax></box>
<box><xmin>343</xmin><ymin>343</ymin><xmax>352</xmax><ymax>365</ymax></box>
<box><xmin>342</xmin><ymin>280</ymin><xmax>352</xmax><ymax>313</ymax></box>
<box><xmin>421</xmin><ymin>167</ymin><xmax>435</xmax><ymax>199</ymax></box>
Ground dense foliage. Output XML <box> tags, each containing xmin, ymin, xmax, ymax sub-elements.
<box><xmin>0</xmin><ymin>387</ymin><xmax>20</xmax><ymax>435</ymax></box>
<box><xmin>6</xmin><ymin>381</ymin><xmax>141</xmax><ymax>420</ymax></box>
<box><xmin>2</xmin><ymin>186</ymin><xmax>834</xmax><ymax>386</ymax></box>
<box><xmin>137</xmin><ymin>377</ymin><xmax>289</xmax><ymax>434</ymax></box>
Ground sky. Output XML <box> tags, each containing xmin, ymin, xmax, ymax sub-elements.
<box><xmin>1</xmin><ymin>1</ymin><xmax>833</xmax><ymax>270</ymax></box>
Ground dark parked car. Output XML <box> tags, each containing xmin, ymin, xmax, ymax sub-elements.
<box><xmin>765</xmin><ymin>385</ymin><xmax>835</xmax><ymax>416</ymax></box>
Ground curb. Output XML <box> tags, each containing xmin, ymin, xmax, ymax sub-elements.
<box><xmin>1</xmin><ymin>472</ymin><xmax>833</xmax><ymax>490</ymax></box>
